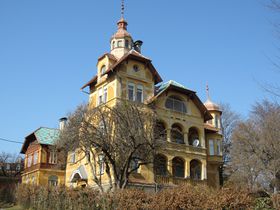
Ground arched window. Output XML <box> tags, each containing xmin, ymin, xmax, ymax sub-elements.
<box><xmin>154</xmin><ymin>154</ymin><xmax>167</xmax><ymax>176</ymax></box>
<box><xmin>190</xmin><ymin>160</ymin><xmax>202</xmax><ymax>180</ymax></box>
<box><xmin>101</xmin><ymin>65</ymin><xmax>106</xmax><ymax>75</ymax></box>
<box><xmin>172</xmin><ymin>157</ymin><xmax>185</xmax><ymax>178</ymax></box>
<box><xmin>48</xmin><ymin>175</ymin><xmax>58</xmax><ymax>186</ymax></box>
<box><xmin>171</xmin><ymin>124</ymin><xmax>184</xmax><ymax>144</ymax></box>
<box><xmin>155</xmin><ymin>121</ymin><xmax>166</xmax><ymax>140</ymax></box>
<box><xmin>188</xmin><ymin>127</ymin><xmax>199</xmax><ymax>146</ymax></box>
<box><xmin>165</xmin><ymin>96</ymin><xmax>187</xmax><ymax>113</ymax></box>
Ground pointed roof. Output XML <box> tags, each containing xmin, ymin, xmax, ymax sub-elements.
<box><xmin>21</xmin><ymin>127</ymin><xmax>60</xmax><ymax>154</ymax></box>
<box><xmin>81</xmin><ymin>50</ymin><xmax>163</xmax><ymax>89</ymax></box>
<box><xmin>111</xmin><ymin>17</ymin><xmax>131</xmax><ymax>39</ymax></box>
<box><xmin>203</xmin><ymin>84</ymin><xmax>221</xmax><ymax>112</ymax></box>
<box><xmin>149</xmin><ymin>80</ymin><xmax>213</xmax><ymax>122</ymax></box>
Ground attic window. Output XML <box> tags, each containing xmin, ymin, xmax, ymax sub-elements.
<box><xmin>165</xmin><ymin>96</ymin><xmax>187</xmax><ymax>113</ymax></box>
<box><xmin>133</xmin><ymin>65</ymin><xmax>139</xmax><ymax>72</ymax></box>
<box><xmin>101</xmin><ymin>65</ymin><xmax>106</xmax><ymax>75</ymax></box>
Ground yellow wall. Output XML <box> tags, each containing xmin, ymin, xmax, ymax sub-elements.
<box><xmin>66</xmin><ymin>52</ymin><xmax>223</xmax><ymax>189</ymax></box>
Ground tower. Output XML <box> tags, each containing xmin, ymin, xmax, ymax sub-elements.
<box><xmin>110</xmin><ymin>0</ymin><xmax>133</xmax><ymax>59</ymax></box>
<box><xmin>204</xmin><ymin>84</ymin><xmax>222</xmax><ymax>129</ymax></box>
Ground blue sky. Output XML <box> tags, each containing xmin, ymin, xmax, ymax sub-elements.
<box><xmin>0</xmin><ymin>0</ymin><xmax>279</xmax><ymax>153</ymax></box>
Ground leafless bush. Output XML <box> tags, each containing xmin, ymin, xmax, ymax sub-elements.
<box><xmin>15</xmin><ymin>183</ymin><xmax>256</xmax><ymax>210</ymax></box>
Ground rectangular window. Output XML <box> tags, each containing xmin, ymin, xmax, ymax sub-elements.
<box><xmin>33</xmin><ymin>152</ymin><xmax>38</xmax><ymax>165</ymax></box>
<box><xmin>216</xmin><ymin>140</ymin><xmax>222</xmax><ymax>156</ymax></box>
<box><xmin>215</xmin><ymin>115</ymin><xmax>219</xmax><ymax>128</ymax></box>
<box><xmin>98</xmin><ymin>154</ymin><xmax>105</xmax><ymax>175</ymax></box>
<box><xmin>70</xmin><ymin>151</ymin><xmax>76</xmax><ymax>163</ymax></box>
<box><xmin>130</xmin><ymin>159</ymin><xmax>139</xmax><ymax>173</ymax></box>
<box><xmin>128</xmin><ymin>83</ymin><xmax>135</xmax><ymax>101</ymax></box>
<box><xmin>98</xmin><ymin>88</ymin><xmax>103</xmax><ymax>105</ymax></box>
<box><xmin>27</xmin><ymin>155</ymin><xmax>32</xmax><ymax>167</ymax></box>
<box><xmin>103</xmin><ymin>87</ymin><xmax>108</xmax><ymax>103</ymax></box>
<box><xmin>209</xmin><ymin>140</ymin><xmax>215</xmax><ymax>156</ymax></box>
<box><xmin>117</xmin><ymin>40</ymin><xmax>122</xmax><ymax>47</ymax></box>
<box><xmin>136</xmin><ymin>85</ymin><xmax>143</xmax><ymax>102</ymax></box>
<box><xmin>49</xmin><ymin>151</ymin><xmax>57</xmax><ymax>164</ymax></box>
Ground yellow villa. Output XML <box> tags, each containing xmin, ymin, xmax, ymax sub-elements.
<box><xmin>65</xmin><ymin>15</ymin><xmax>223</xmax><ymax>190</ymax></box>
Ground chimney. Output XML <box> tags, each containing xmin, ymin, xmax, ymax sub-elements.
<box><xmin>133</xmin><ymin>40</ymin><xmax>143</xmax><ymax>53</ymax></box>
<box><xmin>59</xmin><ymin>117</ymin><xmax>67</xmax><ymax>130</ymax></box>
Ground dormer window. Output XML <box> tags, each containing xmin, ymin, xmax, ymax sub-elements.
<box><xmin>165</xmin><ymin>96</ymin><xmax>187</xmax><ymax>113</ymax></box>
<box><xmin>101</xmin><ymin>65</ymin><xmax>106</xmax><ymax>75</ymax></box>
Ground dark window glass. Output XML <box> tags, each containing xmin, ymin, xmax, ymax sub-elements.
<box><xmin>172</xmin><ymin>157</ymin><xmax>185</xmax><ymax>178</ymax></box>
<box><xmin>165</xmin><ymin>96</ymin><xmax>187</xmax><ymax>113</ymax></box>
<box><xmin>154</xmin><ymin>154</ymin><xmax>167</xmax><ymax>176</ymax></box>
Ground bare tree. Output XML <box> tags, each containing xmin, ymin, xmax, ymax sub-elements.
<box><xmin>58</xmin><ymin>101</ymin><xmax>163</xmax><ymax>191</ymax></box>
<box><xmin>0</xmin><ymin>152</ymin><xmax>23</xmax><ymax>178</ymax></box>
<box><xmin>230</xmin><ymin>100</ymin><xmax>280</xmax><ymax>194</ymax></box>
<box><xmin>220</xmin><ymin>103</ymin><xmax>241</xmax><ymax>165</ymax></box>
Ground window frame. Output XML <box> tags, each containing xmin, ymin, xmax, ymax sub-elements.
<box><xmin>33</xmin><ymin>151</ymin><xmax>38</xmax><ymax>165</ymax></box>
<box><xmin>165</xmin><ymin>96</ymin><xmax>187</xmax><ymax>113</ymax></box>
<box><xmin>27</xmin><ymin>155</ymin><xmax>32</xmax><ymax>167</ymax></box>
<box><xmin>49</xmin><ymin>151</ymin><xmax>57</xmax><ymax>164</ymax></box>
<box><xmin>98</xmin><ymin>154</ymin><xmax>105</xmax><ymax>175</ymax></box>
<box><xmin>136</xmin><ymin>84</ymin><xmax>143</xmax><ymax>103</ymax></box>
<box><xmin>103</xmin><ymin>86</ymin><xmax>108</xmax><ymax>103</ymax></box>
<box><xmin>98</xmin><ymin>88</ymin><xmax>103</xmax><ymax>105</ymax></box>
<box><xmin>100</xmin><ymin>65</ymin><xmax>106</xmax><ymax>75</ymax></box>
<box><xmin>70</xmin><ymin>151</ymin><xmax>76</xmax><ymax>164</ymax></box>
<box><xmin>209</xmin><ymin>139</ymin><xmax>215</xmax><ymax>156</ymax></box>
<box><xmin>216</xmin><ymin>140</ymin><xmax>222</xmax><ymax>156</ymax></box>
<box><xmin>128</xmin><ymin>82</ymin><xmax>135</xmax><ymax>101</ymax></box>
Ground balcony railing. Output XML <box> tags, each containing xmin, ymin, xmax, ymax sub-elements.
<box><xmin>165</xmin><ymin>142</ymin><xmax>206</xmax><ymax>155</ymax></box>
<box><xmin>22</xmin><ymin>163</ymin><xmax>63</xmax><ymax>174</ymax></box>
<box><xmin>155</xmin><ymin>175</ymin><xmax>207</xmax><ymax>186</ymax></box>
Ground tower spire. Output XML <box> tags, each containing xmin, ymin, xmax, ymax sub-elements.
<box><xmin>206</xmin><ymin>83</ymin><xmax>210</xmax><ymax>101</ymax></box>
<box><xmin>121</xmin><ymin>0</ymin><xmax>125</xmax><ymax>18</ymax></box>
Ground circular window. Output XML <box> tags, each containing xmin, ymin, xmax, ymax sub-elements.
<box><xmin>133</xmin><ymin>65</ymin><xmax>139</xmax><ymax>72</ymax></box>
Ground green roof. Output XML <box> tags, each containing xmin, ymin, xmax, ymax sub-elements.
<box><xmin>34</xmin><ymin>127</ymin><xmax>60</xmax><ymax>146</ymax></box>
<box><xmin>156</xmin><ymin>80</ymin><xmax>192</xmax><ymax>96</ymax></box>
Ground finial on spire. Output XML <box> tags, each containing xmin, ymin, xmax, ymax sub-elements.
<box><xmin>121</xmin><ymin>0</ymin><xmax>125</xmax><ymax>18</ymax></box>
<box><xmin>206</xmin><ymin>83</ymin><xmax>210</xmax><ymax>100</ymax></box>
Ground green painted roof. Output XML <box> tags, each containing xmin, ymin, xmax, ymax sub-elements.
<box><xmin>156</xmin><ymin>80</ymin><xmax>192</xmax><ymax>96</ymax></box>
<box><xmin>34</xmin><ymin>127</ymin><xmax>60</xmax><ymax>146</ymax></box>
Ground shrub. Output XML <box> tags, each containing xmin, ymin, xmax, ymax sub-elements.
<box><xmin>16</xmin><ymin>183</ymin><xmax>256</xmax><ymax>210</ymax></box>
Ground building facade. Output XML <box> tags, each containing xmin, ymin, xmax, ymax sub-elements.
<box><xmin>21</xmin><ymin>126</ymin><xmax>65</xmax><ymax>186</ymax></box>
<box><xmin>65</xmin><ymin>16</ymin><xmax>223</xmax><ymax>190</ymax></box>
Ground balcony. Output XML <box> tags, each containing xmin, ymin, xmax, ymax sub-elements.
<box><xmin>164</xmin><ymin>141</ymin><xmax>206</xmax><ymax>155</ymax></box>
<box><xmin>22</xmin><ymin>163</ymin><xmax>63</xmax><ymax>174</ymax></box>
<box><xmin>155</xmin><ymin>175</ymin><xmax>207</xmax><ymax>186</ymax></box>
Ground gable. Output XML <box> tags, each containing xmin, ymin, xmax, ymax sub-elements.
<box><xmin>81</xmin><ymin>50</ymin><xmax>162</xmax><ymax>90</ymax></box>
<box><xmin>21</xmin><ymin>127</ymin><xmax>60</xmax><ymax>154</ymax></box>
<box><xmin>149</xmin><ymin>81</ymin><xmax>212</xmax><ymax>122</ymax></box>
